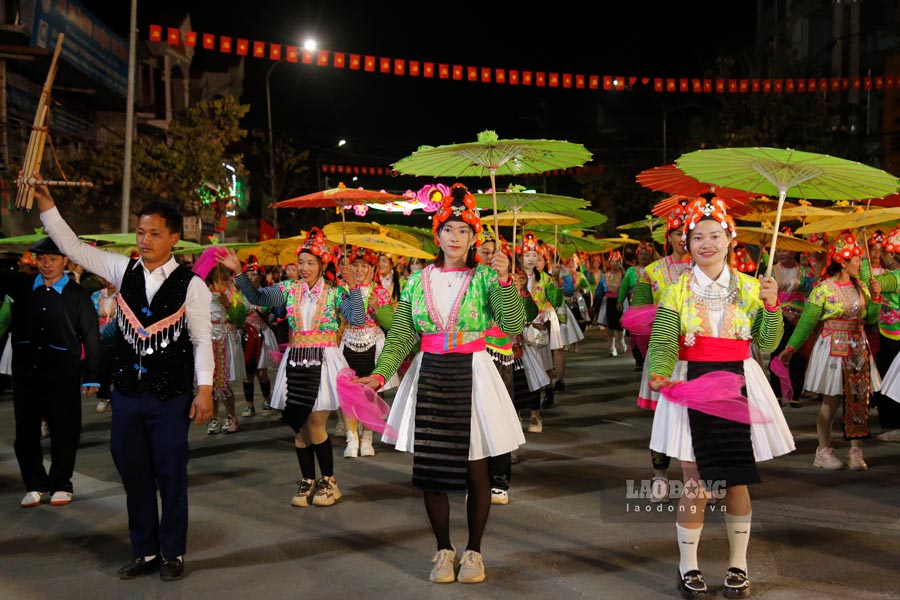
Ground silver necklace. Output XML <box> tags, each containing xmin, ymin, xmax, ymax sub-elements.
<box><xmin>690</xmin><ymin>273</ymin><xmax>738</xmax><ymax>311</ymax></box>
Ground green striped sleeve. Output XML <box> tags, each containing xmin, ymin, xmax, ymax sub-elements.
<box><xmin>751</xmin><ymin>306</ymin><xmax>784</xmax><ymax>353</ymax></box>
<box><xmin>647</xmin><ymin>306</ymin><xmax>681</xmax><ymax>378</ymax></box>
<box><xmin>617</xmin><ymin>268</ymin><xmax>637</xmax><ymax>304</ymax></box>
<box><xmin>630</xmin><ymin>281</ymin><xmax>653</xmax><ymax>306</ymax></box>
<box><xmin>545</xmin><ymin>278</ymin><xmax>565</xmax><ymax>308</ymax></box>
<box><xmin>491</xmin><ymin>283</ymin><xmax>526</xmax><ymax>335</ymax></box>
<box><xmin>878</xmin><ymin>271</ymin><xmax>899</xmax><ymax>294</ymax></box>
<box><xmin>522</xmin><ymin>292</ymin><xmax>540</xmax><ymax>322</ymax></box>
<box><xmin>371</xmin><ymin>300</ymin><xmax>416</xmax><ymax>381</ymax></box>
<box><xmin>866</xmin><ymin>298</ymin><xmax>882</xmax><ymax>324</ymax></box>
<box><xmin>785</xmin><ymin>300</ymin><xmax>823</xmax><ymax>350</ymax></box>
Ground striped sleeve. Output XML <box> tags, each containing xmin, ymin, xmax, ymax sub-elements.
<box><xmin>544</xmin><ymin>278</ymin><xmax>565</xmax><ymax>308</ymax></box>
<box><xmin>630</xmin><ymin>281</ymin><xmax>653</xmax><ymax>306</ymax></box>
<box><xmin>878</xmin><ymin>271</ymin><xmax>899</xmax><ymax>294</ymax></box>
<box><xmin>751</xmin><ymin>306</ymin><xmax>784</xmax><ymax>353</ymax></box>
<box><xmin>785</xmin><ymin>301</ymin><xmax>823</xmax><ymax>350</ymax></box>
<box><xmin>490</xmin><ymin>282</ymin><xmax>526</xmax><ymax>335</ymax></box>
<box><xmin>234</xmin><ymin>273</ymin><xmax>285</xmax><ymax>307</ymax></box>
<box><xmin>371</xmin><ymin>300</ymin><xmax>416</xmax><ymax>382</ymax></box>
<box><xmin>339</xmin><ymin>288</ymin><xmax>366</xmax><ymax>325</ymax></box>
<box><xmin>647</xmin><ymin>306</ymin><xmax>681</xmax><ymax>378</ymax></box>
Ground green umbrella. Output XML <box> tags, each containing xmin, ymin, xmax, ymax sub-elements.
<box><xmin>531</xmin><ymin>226</ymin><xmax>614</xmax><ymax>255</ymax></box>
<box><xmin>677</xmin><ymin>147</ymin><xmax>900</xmax><ymax>276</ymax></box>
<box><xmin>0</xmin><ymin>229</ymin><xmax>49</xmax><ymax>252</ymax></box>
<box><xmin>391</xmin><ymin>130</ymin><xmax>593</xmax><ymax>245</ymax></box>
<box><xmin>80</xmin><ymin>232</ymin><xmax>203</xmax><ymax>251</ymax></box>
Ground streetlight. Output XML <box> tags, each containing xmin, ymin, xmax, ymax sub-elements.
<box><xmin>266</xmin><ymin>38</ymin><xmax>317</xmax><ymax>239</ymax></box>
<box><xmin>316</xmin><ymin>139</ymin><xmax>348</xmax><ymax>190</ymax></box>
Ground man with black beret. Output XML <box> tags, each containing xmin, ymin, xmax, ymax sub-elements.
<box><xmin>1</xmin><ymin>236</ymin><xmax>101</xmax><ymax>509</ymax></box>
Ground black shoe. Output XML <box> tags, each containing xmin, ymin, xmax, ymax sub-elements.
<box><xmin>677</xmin><ymin>569</ymin><xmax>708</xmax><ymax>598</ymax></box>
<box><xmin>118</xmin><ymin>556</ymin><xmax>161</xmax><ymax>580</ymax></box>
<box><xmin>554</xmin><ymin>380</ymin><xmax>566</xmax><ymax>392</ymax></box>
<box><xmin>789</xmin><ymin>399</ymin><xmax>801</xmax><ymax>408</ymax></box>
<box><xmin>541</xmin><ymin>387</ymin><xmax>555</xmax><ymax>410</ymax></box>
<box><xmin>723</xmin><ymin>567</ymin><xmax>750</xmax><ymax>598</ymax></box>
<box><xmin>160</xmin><ymin>557</ymin><xmax>185</xmax><ymax>581</ymax></box>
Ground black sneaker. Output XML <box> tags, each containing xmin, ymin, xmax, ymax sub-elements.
<box><xmin>553</xmin><ymin>380</ymin><xmax>566</xmax><ymax>392</ymax></box>
<box><xmin>723</xmin><ymin>567</ymin><xmax>750</xmax><ymax>598</ymax></box>
<box><xmin>160</xmin><ymin>557</ymin><xmax>185</xmax><ymax>581</ymax></box>
<box><xmin>677</xmin><ymin>569</ymin><xmax>708</xmax><ymax>598</ymax></box>
<box><xmin>541</xmin><ymin>387</ymin><xmax>555</xmax><ymax>409</ymax></box>
<box><xmin>118</xmin><ymin>556</ymin><xmax>161</xmax><ymax>580</ymax></box>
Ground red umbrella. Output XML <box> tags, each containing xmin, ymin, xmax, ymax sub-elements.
<box><xmin>650</xmin><ymin>194</ymin><xmax>757</xmax><ymax>218</ymax></box>
<box><xmin>638</xmin><ymin>164</ymin><xmax>758</xmax><ymax>218</ymax></box>
<box><xmin>271</xmin><ymin>183</ymin><xmax>407</xmax><ymax>248</ymax></box>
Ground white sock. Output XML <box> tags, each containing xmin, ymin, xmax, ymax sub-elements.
<box><xmin>725</xmin><ymin>511</ymin><xmax>751</xmax><ymax>573</ymax></box>
<box><xmin>676</xmin><ymin>524</ymin><xmax>703</xmax><ymax>575</ymax></box>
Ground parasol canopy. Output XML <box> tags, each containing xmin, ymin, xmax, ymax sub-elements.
<box><xmin>341</xmin><ymin>233</ymin><xmax>435</xmax><ymax>260</ymax></box>
<box><xmin>794</xmin><ymin>206</ymin><xmax>900</xmax><ymax>235</ymax></box>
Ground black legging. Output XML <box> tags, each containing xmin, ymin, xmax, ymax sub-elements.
<box><xmin>424</xmin><ymin>458</ymin><xmax>491</xmax><ymax>553</ymax></box>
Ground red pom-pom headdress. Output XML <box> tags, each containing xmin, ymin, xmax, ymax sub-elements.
<box><xmin>431</xmin><ymin>182</ymin><xmax>482</xmax><ymax>246</ymax></box>
<box><xmin>806</xmin><ymin>232</ymin><xmax>830</xmax><ymax>246</ymax></box>
<box><xmin>243</xmin><ymin>254</ymin><xmax>265</xmax><ymax>274</ymax></box>
<box><xmin>298</xmin><ymin>227</ymin><xmax>334</xmax><ymax>263</ymax></box>
<box><xmin>607</xmin><ymin>250</ymin><xmax>623</xmax><ymax>263</ymax></box>
<box><xmin>868</xmin><ymin>229</ymin><xmax>887</xmax><ymax>248</ymax></box>
<box><xmin>732</xmin><ymin>242</ymin><xmax>757</xmax><ymax>274</ymax></box>
<box><xmin>516</xmin><ymin>231</ymin><xmax>539</xmax><ymax>255</ymax></box>
<box><xmin>682</xmin><ymin>195</ymin><xmax>737</xmax><ymax>240</ymax></box>
<box><xmin>885</xmin><ymin>226</ymin><xmax>900</xmax><ymax>254</ymax></box>
<box><xmin>346</xmin><ymin>245</ymin><xmax>378</xmax><ymax>266</ymax></box>
<box><xmin>665</xmin><ymin>196</ymin><xmax>692</xmax><ymax>235</ymax></box>
<box><xmin>826</xmin><ymin>230</ymin><xmax>863</xmax><ymax>271</ymax></box>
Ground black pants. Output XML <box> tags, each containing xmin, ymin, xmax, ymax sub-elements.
<box><xmin>13</xmin><ymin>370</ymin><xmax>83</xmax><ymax>494</ymax></box>
<box><xmin>873</xmin><ymin>334</ymin><xmax>900</xmax><ymax>430</ymax></box>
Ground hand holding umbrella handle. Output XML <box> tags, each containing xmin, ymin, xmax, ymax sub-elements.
<box><xmin>764</xmin><ymin>191</ymin><xmax>787</xmax><ymax>278</ymax></box>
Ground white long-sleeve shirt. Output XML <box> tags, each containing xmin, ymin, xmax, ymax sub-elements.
<box><xmin>41</xmin><ymin>207</ymin><xmax>214</xmax><ymax>386</ymax></box>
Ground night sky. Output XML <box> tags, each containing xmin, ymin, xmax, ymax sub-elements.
<box><xmin>80</xmin><ymin>1</ymin><xmax>758</xmax><ymax>174</ymax></box>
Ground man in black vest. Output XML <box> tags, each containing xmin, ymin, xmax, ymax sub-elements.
<box><xmin>36</xmin><ymin>187</ymin><xmax>213</xmax><ymax>582</ymax></box>
<box><xmin>2</xmin><ymin>237</ymin><xmax>101</xmax><ymax>509</ymax></box>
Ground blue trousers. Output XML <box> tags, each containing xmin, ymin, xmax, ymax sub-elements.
<box><xmin>110</xmin><ymin>388</ymin><xmax>192</xmax><ymax>559</ymax></box>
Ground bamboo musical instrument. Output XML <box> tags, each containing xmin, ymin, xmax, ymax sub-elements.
<box><xmin>16</xmin><ymin>33</ymin><xmax>93</xmax><ymax>210</ymax></box>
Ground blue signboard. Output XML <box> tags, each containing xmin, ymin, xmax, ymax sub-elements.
<box><xmin>7</xmin><ymin>71</ymin><xmax>92</xmax><ymax>137</ymax></box>
<box><xmin>30</xmin><ymin>0</ymin><xmax>128</xmax><ymax>98</ymax></box>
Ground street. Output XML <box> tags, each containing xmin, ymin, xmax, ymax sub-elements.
<box><xmin>0</xmin><ymin>327</ymin><xmax>898</xmax><ymax>600</ymax></box>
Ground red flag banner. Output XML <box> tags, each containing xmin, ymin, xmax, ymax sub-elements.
<box><xmin>774</xmin><ymin>79</ymin><xmax>783</xmax><ymax>93</ymax></box>
<box><xmin>252</xmin><ymin>41</ymin><xmax>265</xmax><ymax>58</ymax></box>
<box><xmin>589</xmin><ymin>75</ymin><xmax>599</xmax><ymax>89</ymax></box>
<box><xmin>334</xmin><ymin>52</ymin><xmax>345</xmax><ymax>68</ymax></box>
<box><xmin>603</xmin><ymin>76</ymin><xmax>613</xmax><ymax>90</ymax></box>
<box><xmin>509</xmin><ymin>69</ymin><xmax>519</xmax><ymax>85</ymax></box>
<box><xmin>184</xmin><ymin>31</ymin><xmax>197</xmax><ymax>47</ymax></box>
<box><xmin>409</xmin><ymin>60</ymin><xmax>420</xmax><ymax>76</ymax></box>
<box><xmin>395</xmin><ymin>59</ymin><xmax>406</xmax><ymax>76</ymax></box>
<box><xmin>653</xmin><ymin>78</ymin><xmax>663</xmax><ymax>92</ymax></box>
<box><xmin>149</xmin><ymin>25</ymin><xmax>162</xmax><ymax>42</ymax></box>
<box><xmin>522</xmin><ymin>71</ymin><xmax>533</xmax><ymax>86</ymax></box>
<box><xmin>269</xmin><ymin>43</ymin><xmax>281</xmax><ymax>61</ymax></box>
<box><xmin>286</xmin><ymin>46</ymin><xmax>299</xmax><ymax>62</ymax></box>
<box><xmin>576</xmin><ymin>74</ymin><xmax>585</xmax><ymax>89</ymax></box>
<box><xmin>364</xmin><ymin>56</ymin><xmax>376</xmax><ymax>71</ymax></box>
<box><xmin>202</xmin><ymin>33</ymin><xmax>215</xmax><ymax>50</ymax></box>
<box><xmin>317</xmin><ymin>51</ymin><xmax>330</xmax><ymax>67</ymax></box>
<box><xmin>379</xmin><ymin>58</ymin><xmax>391</xmax><ymax>73</ymax></box>
<box><xmin>220</xmin><ymin>36</ymin><xmax>232</xmax><ymax>53</ymax></box>
<box><xmin>424</xmin><ymin>62</ymin><xmax>435</xmax><ymax>77</ymax></box>
<box><xmin>452</xmin><ymin>65</ymin><xmax>463</xmax><ymax>80</ymax></box>
<box><xmin>236</xmin><ymin>39</ymin><xmax>249</xmax><ymax>56</ymax></box>
<box><xmin>562</xmin><ymin>73</ymin><xmax>572</xmax><ymax>88</ymax></box>
<box><xmin>303</xmin><ymin>50</ymin><xmax>316</xmax><ymax>65</ymax></box>
<box><xmin>495</xmin><ymin>68</ymin><xmax>506</xmax><ymax>84</ymax></box>
<box><xmin>481</xmin><ymin>67</ymin><xmax>491</xmax><ymax>83</ymax></box>
<box><xmin>536</xmin><ymin>72</ymin><xmax>546</xmax><ymax>87</ymax></box>
<box><xmin>680</xmin><ymin>78</ymin><xmax>689</xmax><ymax>92</ymax></box>
<box><xmin>466</xmin><ymin>66</ymin><xmax>477</xmax><ymax>81</ymax></box>
<box><xmin>438</xmin><ymin>64</ymin><xmax>449</xmax><ymax>79</ymax></box>
<box><xmin>167</xmin><ymin>28</ymin><xmax>180</xmax><ymax>45</ymax></box>
<box><xmin>666</xmin><ymin>78</ymin><xmax>677</xmax><ymax>92</ymax></box>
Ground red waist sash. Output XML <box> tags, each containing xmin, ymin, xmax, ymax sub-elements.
<box><xmin>679</xmin><ymin>336</ymin><xmax>751</xmax><ymax>362</ymax></box>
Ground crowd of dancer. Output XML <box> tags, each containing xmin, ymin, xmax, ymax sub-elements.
<box><xmin>6</xmin><ymin>181</ymin><xmax>900</xmax><ymax>597</ymax></box>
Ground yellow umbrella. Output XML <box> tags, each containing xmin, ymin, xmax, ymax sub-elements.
<box><xmin>594</xmin><ymin>233</ymin><xmax>644</xmax><ymax>249</ymax></box>
<box><xmin>760</xmin><ymin>204</ymin><xmax>846</xmax><ymax>222</ymax></box>
<box><xmin>736</xmin><ymin>225</ymin><xmax>822</xmax><ymax>253</ymax></box>
<box><xmin>342</xmin><ymin>233</ymin><xmax>435</xmax><ymax>260</ymax></box>
<box><xmin>322</xmin><ymin>221</ymin><xmax>423</xmax><ymax>249</ymax></box>
<box><xmin>794</xmin><ymin>206</ymin><xmax>900</xmax><ymax>235</ymax></box>
<box><xmin>235</xmin><ymin>234</ymin><xmax>311</xmax><ymax>266</ymax></box>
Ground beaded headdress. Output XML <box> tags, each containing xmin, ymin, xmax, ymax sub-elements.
<box><xmin>868</xmin><ymin>229</ymin><xmax>887</xmax><ymax>248</ymax></box>
<box><xmin>806</xmin><ymin>232</ymin><xmax>830</xmax><ymax>246</ymax></box>
<box><xmin>298</xmin><ymin>227</ymin><xmax>334</xmax><ymax>263</ymax></box>
<box><xmin>827</xmin><ymin>230</ymin><xmax>863</xmax><ymax>266</ymax></box>
<box><xmin>516</xmin><ymin>231</ymin><xmax>539</xmax><ymax>254</ymax></box>
<box><xmin>665</xmin><ymin>196</ymin><xmax>692</xmax><ymax>235</ymax></box>
<box><xmin>431</xmin><ymin>182</ymin><xmax>482</xmax><ymax>246</ymax></box>
<box><xmin>732</xmin><ymin>242</ymin><xmax>757</xmax><ymax>273</ymax></box>
<box><xmin>682</xmin><ymin>195</ymin><xmax>737</xmax><ymax>240</ymax></box>
<box><xmin>243</xmin><ymin>254</ymin><xmax>265</xmax><ymax>273</ymax></box>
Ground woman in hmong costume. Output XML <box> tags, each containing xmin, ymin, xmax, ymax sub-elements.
<box><xmin>648</xmin><ymin>196</ymin><xmax>794</xmax><ymax>599</ymax></box>
<box><xmin>356</xmin><ymin>183</ymin><xmax>525</xmax><ymax>585</ymax></box>
<box><xmin>626</xmin><ymin>199</ymin><xmax>692</xmax><ymax>504</ymax></box>
<box><xmin>557</xmin><ymin>252</ymin><xmax>587</xmax><ymax>353</ymax></box>
<box><xmin>220</xmin><ymin>228</ymin><xmax>365</xmax><ymax>507</ymax></box>
<box><xmin>617</xmin><ymin>241</ymin><xmax>654</xmax><ymax>371</ymax></box>
<box><xmin>239</xmin><ymin>256</ymin><xmax>279</xmax><ymax>417</ymax></box>
<box><xmin>338</xmin><ymin>244</ymin><xmax>396</xmax><ymax>458</ymax></box>
<box><xmin>517</xmin><ymin>232</ymin><xmax>564</xmax><ymax>429</ymax></box>
<box><xmin>778</xmin><ymin>230</ymin><xmax>883</xmax><ymax>472</ymax></box>
<box><xmin>594</xmin><ymin>250</ymin><xmax>627</xmax><ymax>356</ymax></box>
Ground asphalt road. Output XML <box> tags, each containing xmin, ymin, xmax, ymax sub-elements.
<box><xmin>0</xmin><ymin>327</ymin><xmax>898</xmax><ymax>600</ymax></box>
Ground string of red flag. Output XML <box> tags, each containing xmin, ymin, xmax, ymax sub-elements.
<box><xmin>149</xmin><ymin>25</ymin><xmax>890</xmax><ymax>94</ymax></box>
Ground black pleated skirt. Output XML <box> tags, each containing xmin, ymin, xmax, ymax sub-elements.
<box><xmin>512</xmin><ymin>356</ymin><xmax>540</xmax><ymax>411</ymax></box>
<box><xmin>412</xmin><ymin>352</ymin><xmax>473</xmax><ymax>492</ymax></box>
<box><xmin>344</xmin><ymin>345</ymin><xmax>376</xmax><ymax>378</ymax></box>
<box><xmin>687</xmin><ymin>360</ymin><xmax>760</xmax><ymax>487</ymax></box>
<box><xmin>282</xmin><ymin>362</ymin><xmax>322</xmax><ymax>433</ymax></box>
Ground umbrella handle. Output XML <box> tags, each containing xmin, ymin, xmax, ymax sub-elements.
<box><xmin>489</xmin><ymin>171</ymin><xmax>500</xmax><ymax>246</ymax></box>
<box><xmin>764</xmin><ymin>190</ymin><xmax>786</xmax><ymax>278</ymax></box>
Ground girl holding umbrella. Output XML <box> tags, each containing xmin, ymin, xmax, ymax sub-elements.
<box><xmin>354</xmin><ymin>183</ymin><xmax>525</xmax><ymax>584</ymax></box>
<box><xmin>218</xmin><ymin>229</ymin><xmax>366</xmax><ymax>507</ymax></box>
<box><xmin>778</xmin><ymin>230</ymin><xmax>883</xmax><ymax>471</ymax></box>
<box><xmin>648</xmin><ymin>196</ymin><xmax>794</xmax><ymax>599</ymax></box>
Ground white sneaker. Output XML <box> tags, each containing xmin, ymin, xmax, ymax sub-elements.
<box><xmin>848</xmin><ymin>447</ymin><xmax>868</xmax><ymax>471</ymax></box>
<box><xmin>650</xmin><ymin>476</ymin><xmax>670</xmax><ymax>504</ymax></box>
<box><xmin>491</xmin><ymin>488</ymin><xmax>509</xmax><ymax>505</ymax></box>
<box><xmin>241</xmin><ymin>405</ymin><xmax>255</xmax><ymax>417</ymax></box>
<box><xmin>206</xmin><ymin>418</ymin><xmax>221</xmax><ymax>435</ymax></box>
<box><xmin>21</xmin><ymin>491</ymin><xmax>46</xmax><ymax>508</ymax></box>
<box><xmin>50</xmin><ymin>491</ymin><xmax>73</xmax><ymax>506</ymax></box>
<box><xmin>95</xmin><ymin>399</ymin><xmax>110</xmax><ymax>413</ymax></box>
<box><xmin>344</xmin><ymin>431</ymin><xmax>359</xmax><ymax>458</ymax></box>
<box><xmin>457</xmin><ymin>550</ymin><xmax>486</xmax><ymax>584</ymax></box>
<box><xmin>359</xmin><ymin>429</ymin><xmax>375</xmax><ymax>457</ymax></box>
<box><xmin>526</xmin><ymin>415</ymin><xmax>543</xmax><ymax>433</ymax></box>
<box><xmin>813</xmin><ymin>446</ymin><xmax>844</xmax><ymax>470</ymax></box>
<box><xmin>429</xmin><ymin>548</ymin><xmax>456</xmax><ymax>583</ymax></box>
<box><xmin>312</xmin><ymin>476</ymin><xmax>342</xmax><ymax>506</ymax></box>
<box><xmin>291</xmin><ymin>479</ymin><xmax>316</xmax><ymax>507</ymax></box>
<box><xmin>222</xmin><ymin>416</ymin><xmax>239</xmax><ymax>434</ymax></box>
<box><xmin>40</xmin><ymin>420</ymin><xmax>49</xmax><ymax>439</ymax></box>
